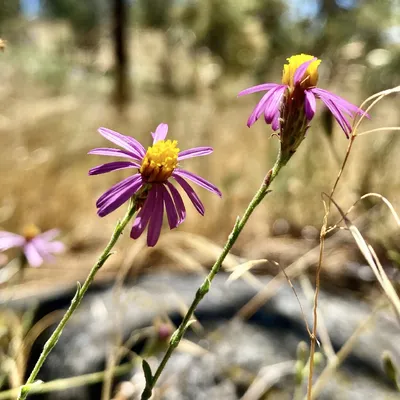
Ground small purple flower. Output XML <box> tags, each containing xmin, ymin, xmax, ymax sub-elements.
<box><xmin>0</xmin><ymin>225</ymin><xmax>65</xmax><ymax>268</ymax></box>
<box><xmin>89</xmin><ymin>123</ymin><xmax>222</xmax><ymax>247</ymax></box>
<box><xmin>238</xmin><ymin>54</ymin><xmax>366</xmax><ymax>138</ymax></box>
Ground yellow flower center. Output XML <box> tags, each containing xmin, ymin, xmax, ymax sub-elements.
<box><xmin>282</xmin><ymin>54</ymin><xmax>321</xmax><ymax>88</ymax></box>
<box><xmin>140</xmin><ymin>140</ymin><xmax>180</xmax><ymax>183</ymax></box>
<box><xmin>22</xmin><ymin>224</ymin><xmax>40</xmax><ymax>241</ymax></box>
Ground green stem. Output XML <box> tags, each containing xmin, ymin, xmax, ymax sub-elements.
<box><xmin>141</xmin><ymin>151</ymin><xmax>289</xmax><ymax>399</ymax></box>
<box><xmin>18</xmin><ymin>200</ymin><xmax>138</xmax><ymax>400</ymax></box>
<box><xmin>1</xmin><ymin>360</ymin><xmax>137</xmax><ymax>399</ymax></box>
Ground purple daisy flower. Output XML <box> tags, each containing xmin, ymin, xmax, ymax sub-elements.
<box><xmin>89</xmin><ymin>123</ymin><xmax>222</xmax><ymax>247</ymax></box>
<box><xmin>238</xmin><ymin>54</ymin><xmax>366</xmax><ymax>138</ymax></box>
<box><xmin>0</xmin><ymin>225</ymin><xmax>65</xmax><ymax>268</ymax></box>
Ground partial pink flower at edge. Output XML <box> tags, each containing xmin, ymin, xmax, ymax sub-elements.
<box><xmin>0</xmin><ymin>227</ymin><xmax>65</xmax><ymax>268</ymax></box>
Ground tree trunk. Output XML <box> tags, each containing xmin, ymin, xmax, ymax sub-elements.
<box><xmin>112</xmin><ymin>0</ymin><xmax>130</xmax><ymax>108</ymax></box>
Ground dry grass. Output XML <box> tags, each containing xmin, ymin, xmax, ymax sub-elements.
<box><xmin>0</xmin><ymin>28</ymin><xmax>400</xmax><ymax>397</ymax></box>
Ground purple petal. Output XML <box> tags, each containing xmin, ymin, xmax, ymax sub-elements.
<box><xmin>130</xmin><ymin>188</ymin><xmax>156</xmax><ymax>240</ymax></box>
<box><xmin>172</xmin><ymin>175</ymin><xmax>205</xmax><ymax>216</ymax></box>
<box><xmin>271</xmin><ymin>111</ymin><xmax>281</xmax><ymax>131</ymax></box>
<box><xmin>36</xmin><ymin>229</ymin><xmax>60</xmax><ymax>241</ymax></box>
<box><xmin>147</xmin><ymin>185</ymin><xmax>164</xmax><ymax>247</ymax></box>
<box><xmin>152</xmin><ymin>123</ymin><xmax>168</xmax><ymax>143</ymax></box>
<box><xmin>238</xmin><ymin>83</ymin><xmax>280</xmax><ymax>96</ymax></box>
<box><xmin>247</xmin><ymin>85</ymin><xmax>286</xmax><ymax>127</ymax></box>
<box><xmin>311</xmin><ymin>88</ymin><xmax>367</xmax><ymax>117</ymax></box>
<box><xmin>23</xmin><ymin>242</ymin><xmax>44</xmax><ymax>267</ymax></box>
<box><xmin>304</xmin><ymin>90</ymin><xmax>316</xmax><ymax>120</ymax></box>
<box><xmin>0</xmin><ymin>232</ymin><xmax>25</xmax><ymax>251</ymax></box>
<box><xmin>161</xmin><ymin>185</ymin><xmax>179</xmax><ymax>229</ymax></box>
<box><xmin>89</xmin><ymin>161</ymin><xmax>139</xmax><ymax>176</ymax></box>
<box><xmin>96</xmin><ymin>174</ymin><xmax>141</xmax><ymax>208</ymax></box>
<box><xmin>330</xmin><ymin>101</ymin><xmax>353</xmax><ymax>138</ymax></box>
<box><xmin>310</xmin><ymin>89</ymin><xmax>352</xmax><ymax>137</ymax></box>
<box><xmin>30</xmin><ymin>238</ymin><xmax>60</xmax><ymax>263</ymax></box>
<box><xmin>263</xmin><ymin>86</ymin><xmax>286</xmax><ymax>124</ymax></box>
<box><xmin>173</xmin><ymin>169</ymin><xmax>222</xmax><ymax>197</ymax></box>
<box><xmin>38</xmin><ymin>240</ymin><xmax>65</xmax><ymax>254</ymax></box>
<box><xmin>309</xmin><ymin>88</ymin><xmax>368</xmax><ymax>137</ymax></box>
<box><xmin>321</xmin><ymin>98</ymin><xmax>352</xmax><ymax>137</ymax></box>
<box><xmin>178</xmin><ymin>147</ymin><xmax>213</xmax><ymax>161</ymax></box>
<box><xmin>97</xmin><ymin>175</ymin><xmax>143</xmax><ymax>217</ymax></box>
<box><xmin>293</xmin><ymin>58</ymin><xmax>317</xmax><ymax>86</ymax></box>
<box><xmin>98</xmin><ymin>127</ymin><xmax>146</xmax><ymax>158</ymax></box>
<box><xmin>88</xmin><ymin>147</ymin><xmax>142</xmax><ymax>162</ymax></box>
<box><xmin>165</xmin><ymin>182</ymin><xmax>186</xmax><ymax>223</ymax></box>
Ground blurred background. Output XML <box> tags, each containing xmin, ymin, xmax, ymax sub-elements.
<box><xmin>0</xmin><ymin>1</ymin><xmax>400</xmax><ymax>398</ymax></box>
<box><xmin>0</xmin><ymin>0</ymin><xmax>399</xmax><ymax>285</ymax></box>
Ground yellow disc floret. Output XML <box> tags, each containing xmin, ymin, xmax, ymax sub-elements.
<box><xmin>282</xmin><ymin>54</ymin><xmax>321</xmax><ymax>88</ymax></box>
<box><xmin>23</xmin><ymin>224</ymin><xmax>40</xmax><ymax>241</ymax></box>
<box><xmin>140</xmin><ymin>140</ymin><xmax>180</xmax><ymax>183</ymax></box>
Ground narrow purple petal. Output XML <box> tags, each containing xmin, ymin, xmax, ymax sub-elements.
<box><xmin>293</xmin><ymin>58</ymin><xmax>317</xmax><ymax>86</ymax></box>
<box><xmin>147</xmin><ymin>185</ymin><xmax>164</xmax><ymax>247</ymax></box>
<box><xmin>36</xmin><ymin>229</ymin><xmax>61</xmax><ymax>241</ymax></box>
<box><xmin>88</xmin><ymin>147</ymin><xmax>142</xmax><ymax>162</ymax></box>
<box><xmin>29</xmin><ymin>239</ymin><xmax>58</xmax><ymax>263</ymax></box>
<box><xmin>304</xmin><ymin>90</ymin><xmax>316</xmax><ymax>120</ymax></box>
<box><xmin>161</xmin><ymin>185</ymin><xmax>179</xmax><ymax>229</ymax></box>
<box><xmin>172</xmin><ymin>175</ymin><xmax>205</xmax><ymax>216</ymax></box>
<box><xmin>247</xmin><ymin>85</ymin><xmax>286</xmax><ymax>127</ymax></box>
<box><xmin>263</xmin><ymin>86</ymin><xmax>286</xmax><ymax>124</ymax></box>
<box><xmin>165</xmin><ymin>182</ymin><xmax>186</xmax><ymax>223</ymax></box>
<box><xmin>89</xmin><ymin>161</ymin><xmax>139</xmax><ymax>176</ymax></box>
<box><xmin>96</xmin><ymin>174</ymin><xmax>141</xmax><ymax>208</ymax></box>
<box><xmin>98</xmin><ymin>127</ymin><xmax>146</xmax><ymax>158</ymax></box>
<box><xmin>320</xmin><ymin>97</ymin><xmax>352</xmax><ymax>138</ymax></box>
<box><xmin>311</xmin><ymin>88</ymin><xmax>367</xmax><ymax>117</ymax></box>
<box><xmin>97</xmin><ymin>176</ymin><xmax>143</xmax><ymax>217</ymax></box>
<box><xmin>23</xmin><ymin>242</ymin><xmax>44</xmax><ymax>267</ymax></box>
<box><xmin>173</xmin><ymin>169</ymin><xmax>222</xmax><ymax>197</ymax></box>
<box><xmin>247</xmin><ymin>92</ymin><xmax>273</xmax><ymax>127</ymax></box>
<box><xmin>308</xmin><ymin>88</ymin><xmax>368</xmax><ymax>138</ymax></box>
<box><xmin>130</xmin><ymin>188</ymin><xmax>156</xmax><ymax>240</ymax></box>
<box><xmin>152</xmin><ymin>123</ymin><xmax>168</xmax><ymax>143</ymax></box>
<box><xmin>178</xmin><ymin>147</ymin><xmax>213</xmax><ymax>161</ymax></box>
<box><xmin>271</xmin><ymin>111</ymin><xmax>281</xmax><ymax>131</ymax></box>
<box><xmin>0</xmin><ymin>232</ymin><xmax>25</xmax><ymax>251</ymax></box>
<box><xmin>238</xmin><ymin>83</ymin><xmax>279</xmax><ymax>96</ymax></box>
<box><xmin>330</xmin><ymin>101</ymin><xmax>353</xmax><ymax>138</ymax></box>
<box><xmin>37</xmin><ymin>240</ymin><xmax>65</xmax><ymax>254</ymax></box>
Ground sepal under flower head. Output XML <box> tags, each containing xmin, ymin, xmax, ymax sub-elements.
<box><xmin>89</xmin><ymin>123</ymin><xmax>221</xmax><ymax>247</ymax></box>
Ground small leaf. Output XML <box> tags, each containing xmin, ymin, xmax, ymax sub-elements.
<box><xmin>382</xmin><ymin>351</ymin><xmax>400</xmax><ymax>390</ymax></box>
<box><xmin>142</xmin><ymin>359</ymin><xmax>153</xmax><ymax>385</ymax></box>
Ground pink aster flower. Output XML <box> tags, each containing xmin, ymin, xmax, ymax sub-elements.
<box><xmin>0</xmin><ymin>225</ymin><xmax>65</xmax><ymax>267</ymax></box>
<box><xmin>239</xmin><ymin>54</ymin><xmax>366</xmax><ymax>139</ymax></box>
<box><xmin>89</xmin><ymin>123</ymin><xmax>222</xmax><ymax>247</ymax></box>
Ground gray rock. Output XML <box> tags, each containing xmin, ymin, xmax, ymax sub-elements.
<box><xmin>23</xmin><ymin>273</ymin><xmax>400</xmax><ymax>399</ymax></box>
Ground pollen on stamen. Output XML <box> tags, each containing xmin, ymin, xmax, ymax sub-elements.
<box><xmin>140</xmin><ymin>140</ymin><xmax>180</xmax><ymax>183</ymax></box>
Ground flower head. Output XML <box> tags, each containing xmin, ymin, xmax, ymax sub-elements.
<box><xmin>0</xmin><ymin>225</ymin><xmax>65</xmax><ymax>267</ymax></box>
<box><xmin>89</xmin><ymin>123</ymin><xmax>222</xmax><ymax>247</ymax></box>
<box><xmin>238</xmin><ymin>54</ymin><xmax>366</xmax><ymax>141</ymax></box>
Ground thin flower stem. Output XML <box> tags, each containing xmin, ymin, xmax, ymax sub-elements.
<box><xmin>0</xmin><ymin>359</ymin><xmax>137</xmax><ymax>399</ymax></box>
<box><xmin>141</xmin><ymin>150</ymin><xmax>290</xmax><ymax>400</ymax></box>
<box><xmin>18</xmin><ymin>199</ymin><xmax>138</xmax><ymax>400</ymax></box>
<box><xmin>306</xmin><ymin>134</ymin><xmax>356</xmax><ymax>400</ymax></box>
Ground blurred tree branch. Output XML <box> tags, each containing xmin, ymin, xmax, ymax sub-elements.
<box><xmin>112</xmin><ymin>0</ymin><xmax>130</xmax><ymax>108</ymax></box>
